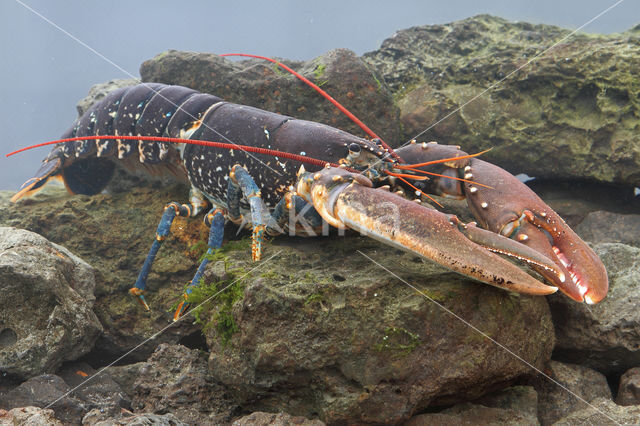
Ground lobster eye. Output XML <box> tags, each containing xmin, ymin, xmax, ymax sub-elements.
<box><xmin>348</xmin><ymin>143</ymin><xmax>361</xmax><ymax>153</ymax></box>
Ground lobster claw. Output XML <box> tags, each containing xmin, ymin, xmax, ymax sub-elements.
<box><xmin>296</xmin><ymin>166</ymin><xmax>561</xmax><ymax>296</ymax></box>
<box><xmin>462</xmin><ymin>159</ymin><xmax>608</xmax><ymax>304</ymax></box>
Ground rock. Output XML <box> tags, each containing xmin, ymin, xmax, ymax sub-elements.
<box><xmin>407</xmin><ymin>386</ymin><xmax>540</xmax><ymax>425</ymax></box>
<box><xmin>139</xmin><ymin>49</ymin><xmax>401</xmax><ymax>146</ymax></box>
<box><xmin>0</xmin><ymin>187</ymin><xmax>202</xmax><ymax>364</ymax></box>
<box><xmin>76</xmin><ymin>78</ymin><xmax>140</xmax><ymax>116</ymax></box>
<box><xmin>83</xmin><ymin>409</ymin><xmax>188</xmax><ymax>425</ymax></box>
<box><xmin>617</xmin><ymin>367</ymin><xmax>640</xmax><ymax>406</ymax></box>
<box><xmin>56</xmin><ymin>361</ymin><xmax>131</xmax><ymax>418</ymax></box>
<box><xmin>104</xmin><ymin>362</ymin><xmax>145</xmax><ymax>398</ymax></box>
<box><xmin>0</xmin><ymin>367</ymin><xmax>129</xmax><ymax>424</ymax></box>
<box><xmin>535</xmin><ymin>361</ymin><xmax>612</xmax><ymax>425</ymax></box>
<box><xmin>406</xmin><ymin>404</ymin><xmax>538</xmax><ymax>426</ymax></box>
<box><xmin>126</xmin><ymin>344</ymin><xmax>234</xmax><ymax>424</ymax></box>
<box><xmin>552</xmin><ymin>397</ymin><xmax>640</xmax><ymax>425</ymax></box>
<box><xmin>476</xmin><ymin>385</ymin><xmax>539</xmax><ymax>419</ymax></box>
<box><xmin>0</xmin><ymin>406</ymin><xmax>63</xmax><ymax>426</ymax></box>
<box><xmin>199</xmin><ymin>237</ymin><xmax>554</xmax><ymax>424</ymax></box>
<box><xmin>523</xmin><ymin>181</ymin><xmax>640</xmax><ymax>229</ymax></box>
<box><xmin>0</xmin><ymin>374</ymin><xmax>85</xmax><ymax>424</ymax></box>
<box><xmin>363</xmin><ymin>15</ymin><xmax>640</xmax><ymax>187</ymax></box>
<box><xmin>232</xmin><ymin>412</ymin><xmax>325</xmax><ymax>426</ymax></box>
<box><xmin>576</xmin><ymin>211</ymin><xmax>640</xmax><ymax>247</ymax></box>
<box><xmin>549</xmin><ymin>243</ymin><xmax>640</xmax><ymax>375</ymax></box>
<box><xmin>0</xmin><ymin>227</ymin><xmax>102</xmax><ymax>379</ymax></box>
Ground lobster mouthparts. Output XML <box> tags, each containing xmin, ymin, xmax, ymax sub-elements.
<box><xmin>463</xmin><ymin>159</ymin><xmax>609</xmax><ymax>304</ymax></box>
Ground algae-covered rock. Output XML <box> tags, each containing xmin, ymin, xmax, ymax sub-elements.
<box><xmin>139</xmin><ymin>48</ymin><xmax>401</xmax><ymax>146</ymax></box>
<box><xmin>196</xmin><ymin>236</ymin><xmax>554</xmax><ymax>424</ymax></box>
<box><xmin>364</xmin><ymin>15</ymin><xmax>640</xmax><ymax>187</ymax></box>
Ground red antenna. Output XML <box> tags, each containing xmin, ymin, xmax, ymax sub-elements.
<box><xmin>220</xmin><ymin>53</ymin><xmax>403</xmax><ymax>163</ymax></box>
<box><xmin>6</xmin><ymin>135</ymin><xmax>354</xmax><ymax>171</ymax></box>
<box><xmin>7</xmin><ymin>134</ymin><xmax>481</xmax><ymax>186</ymax></box>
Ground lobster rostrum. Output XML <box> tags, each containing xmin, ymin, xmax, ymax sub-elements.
<box><xmin>10</xmin><ymin>58</ymin><xmax>608</xmax><ymax>318</ymax></box>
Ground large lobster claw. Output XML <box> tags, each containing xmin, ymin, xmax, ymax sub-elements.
<box><xmin>461</xmin><ymin>159</ymin><xmax>608</xmax><ymax>304</ymax></box>
<box><xmin>391</xmin><ymin>143</ymin><xmax>608</xmax><ymax>303</ymax></box>
<box><xmin>296</xmin><ymin>166</ymin><xmax>562</xmax><ymax>296</ymax></box>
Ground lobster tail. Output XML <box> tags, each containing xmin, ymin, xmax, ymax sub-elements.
<box><xmin>61</xmin><ymin>156</ymin><xmax>116</xmax><ymax>196</ymax></box>
<box><xmin>11</xmin><ymin>145</ymin><xmax>117</xmax><ymax>202</ymax></box>
<box><xmin>12</xmin><ymin>84</ymin><xmax>215</xmax><ymax>202</ymax></box>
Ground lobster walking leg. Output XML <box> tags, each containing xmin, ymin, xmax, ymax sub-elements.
<box><xmin>173</xmin><ymin>208</ymin><xmax>226</xmax><ymax>320</ymax></box>
<box><xmin>227</xmin><ymin>165</ymin><xmax>274</xmax><ymax>261</ymax></box>
<box><xmin>130</xmin><ymin>202</ymin><xmax>191</xmax><ymax>310</ymax></box>
<box><xmin>271</xmin><ymin>192</ymin><xmax>326</xmax><ymax>236</ymax></box>
<box><xmin>129</xmin><ymin>189</ymin><xmax>210</xmax><ymax>309</ymax></box>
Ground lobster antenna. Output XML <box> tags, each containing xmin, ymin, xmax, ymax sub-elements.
<box><xmin>391</xmin><ymin>175</ymin><xmax>444</xmax><ymax>208</ymax></box>
<box><xmin>5</xmin><ymin>135</ymin><xmax>357</xmax><ymax>172</ymax></box>
<box><xmin>386</xmin><ymin>169</ymin><xmax>492</xmax><ymax>190</ymax></box>
<box><xmin>220</xmin><ymin>53</ymin><xmax>403</xmax><ymax>163</ymax></box>
<box><xmin>395</xmin><ymin>149</ymin><xmax>492</xmax><ymax>170</ymax></box>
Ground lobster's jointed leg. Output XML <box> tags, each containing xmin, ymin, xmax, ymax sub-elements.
<box><xmin>173</xmin><ymin>208</ymin><xmax>225</xmax><ymax>320</ymax></box>
<box><xmin>271</xmin><ymin>192</ymin><xmax>325</xmax><ymax>236</ymax></box>
<box><xmin>129</xmin><ymin>189</ymin><xmax>209</xmax><ymax>310</ymax></box>
<box><xmin>227</xmin><ymin>165</ymin><xmax>272</xmax><ymax>261</ymax></box>
<box><xmin>173</xmin><ymin>166</ymin><xmax>277</xmax><ymax>319</ymax></box>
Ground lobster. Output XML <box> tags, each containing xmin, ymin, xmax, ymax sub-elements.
<box><xmin>10</xmin><ymin>64</ymin><xmax>608</xmax><ymax>320</ymax></box>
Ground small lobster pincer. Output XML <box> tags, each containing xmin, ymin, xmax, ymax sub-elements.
<box><xmin>11</xmin><ymin>72</ymin><xmax>608</xmax><ymax>319</ymax></box>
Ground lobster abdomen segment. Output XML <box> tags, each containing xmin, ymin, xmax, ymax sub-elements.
<box><xmin>183</xmin><ymin>102</ymin><xmax>374</xmax><ymax>206</ymax></box>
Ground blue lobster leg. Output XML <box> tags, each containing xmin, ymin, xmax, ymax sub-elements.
<box><xmin>271</xmin><ymin>192</ymin><xmax>325</xmax><ymax>236</ymax></box>
<box><xmin>227</xmin><ymin>165</ymin><xmax>272</xmax><ymax>261</ymax></box>
<box><xmin>174</xmin><ymin>166</ymin><xmax>278</xmax><ymax>320</ymax></box>
<box><xmin>173</xmin><ymin>208</ymin><xmax>225</xmax><ymax>321</ymax></box>
<box><xmin>129</xmin><ymin>189</ymin><xmax>209</xmax><ymax>310</ymax></box>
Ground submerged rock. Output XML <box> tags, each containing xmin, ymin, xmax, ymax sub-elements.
<box><xmin>140</xmin><ymin>48</ymin><xmax>401</xmax><ymax>146</ymax></box>
<box><xmin>83</xmin><ymin>410</ymin><xmax>188</xmax><ymax>426</ymax></box>
<box><xmin>0</xmin><ymin>406</ymin><xmax>63</xmax><ymax>426</ymax></box>
<box><xmin>364</xmin><ymin>15</ymin><xmax>640</xmax><ymax>187</ymax></box>
<box><xmin>0</xmin><ymin>227</ymin><xmax>102</xmax><ymax>380</ymax></box>
<box><xmin>0</xmin><ymin>187</ymin><xmax>203</xmax><ymax>364</ymax></box>
<box><xmin>549</xmin><ymin>243</ymin><xmax>640</xmax><ymax>375</ymax></box>
<box><xmin>576</xmin><ymin>211</ymin><xmax>640</xmax><ymax>247</ymax></box>
<box><xmin>617</xmin><ymin>367</ymin><xmax>640</xmax><ymax>406</ymax></box>
<box><xmin>198</xmin><ymin>237</ymin><xmax>554</xmax><ymax>424</ymax></box>
<box><xmin>122</xmin><ymin>344</ymin><xmax>235</xmax><ymax>424</ymax></box>
<box><xmin>406</xmin><ymin>385</ymin><xmax>539</xmax><ymax>425</ymax></box>
<box><xmin>552</xmin><ymin>397</ymin><xmax>640</xmax><ymax>425</ymax></box>
<box><xmin>534</xmin><ymin>360</ymin><xmax>612</xmax><ymax>425</ymax></box>
<box><xmin>232</xmin><ymin>412</ymin><xmax>325</xmax><ymax>426</ymax></box>
<box><xmin>0</xmin><ymin>374</ymin><xmax>84</xmax><ymax>424</ymax></box>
